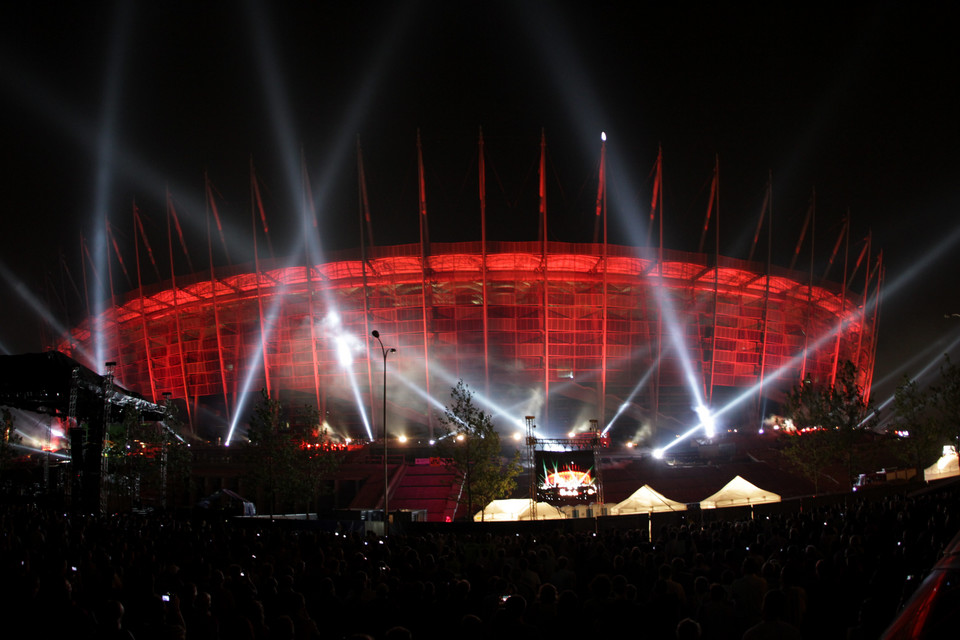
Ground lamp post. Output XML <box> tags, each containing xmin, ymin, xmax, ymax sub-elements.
<box><xmin>371</xmin><ymin>330</ymin><xmax>396</xmax><ymax>535</ymax></box>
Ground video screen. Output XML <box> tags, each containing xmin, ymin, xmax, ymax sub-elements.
<box><xmin>535</xmin><ymin>450</ymin><xmax>598</xmax><ymax>505</ymax></box>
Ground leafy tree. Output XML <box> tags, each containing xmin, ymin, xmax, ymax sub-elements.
<box><xmin>246</xmin><ymin>389</ymin><xmax>296</xmax><ymax>515</ymax></box>
<box><xmin>245</xmin><ymin>390</ymin><xmax>341</xmax><ymax>515</ymax></box>
<box><xmin>780</xmin><ymin>428</ymin><xmax>837</xmax><ymax>495</ymax></box>
<box><xmin>829</xmin><ymin>360</ymin><xmax>879</xmax><ymax>486</ymax></box>
<box><xmin>437</xmin><ymin>380</ymin><xmax>521</xmax><ymax>520</ymax></box>
<box><xmin>931</xmin><ymin>355</ymin><xmax>960</xmax><ymax>456</ymax></box>
<box><xmin>782</xmin><ymin>369</ymin><xmax>838</xmax><ymax>493</ymax></box>
<box><xmin>893</xmin><ymin>374</ymin><xmax>941</xmax><ymax>474</ymax></box>
<box><xmin>0</xmin><ymin>407</ymin><xmax>23</xmax><ymax>472</ymax></box>
<box><xmin>782</xmin><ymin>360</ymin><xmax>876</xmax><ymax>490</ymax></box>
<box><xmin>294</xmin><ymin>403</ymin><xmax>343</xmax><ymax>512</ymax></box>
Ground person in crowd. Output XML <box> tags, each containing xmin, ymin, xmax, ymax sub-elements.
<box><xmin>2</xmin><ymin>488</ymin><xmax>957</xmax><ymax>640</ymax></box>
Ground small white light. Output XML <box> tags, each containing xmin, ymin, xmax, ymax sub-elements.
<box><xmin>601</xmin><ymin>131</ymin><xmax>607</xmax><ymax>142</ymax></box>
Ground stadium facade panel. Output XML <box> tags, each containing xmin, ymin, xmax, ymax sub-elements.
<box><xmin>58</xmin><ymin>240</ymin><xmax>876</xmax><ymax>441</ymax></box>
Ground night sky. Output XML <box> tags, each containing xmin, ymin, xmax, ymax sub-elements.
<box><xmin>1</xmin><ymin>1</ymin><xmax>958</xmax><ymax>420</ymax></box>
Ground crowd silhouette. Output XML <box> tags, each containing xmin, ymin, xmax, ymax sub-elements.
<box><xmin>1</xmin><ymin>488</ymin><xmax>956</xmax><ymax>639</ymax></box>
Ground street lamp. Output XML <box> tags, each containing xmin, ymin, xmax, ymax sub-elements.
<box><xmin>371</xmin><ymin>330</ymin><xmax>396</xmax><ymax>534</ymax></box>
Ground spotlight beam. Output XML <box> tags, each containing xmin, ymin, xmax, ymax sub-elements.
<box><xmin>242</xmin><ymin>1</ymin><xmax>417</xmax><ymax>441</ymax></box>
<box><xmin>89</xmin><ymin>5</ymin><xmax>133</xmax><ymax>375</ymax></box>
<box><xmin>0</xmin><ymin>259</ymin><xmax>94</xmax><ymax>363</ymax></box>
<box><xmin>224</xmin><ymin>258</ymin><xmax>300</xmax><ymax>446</ymax></box>
<box><xmin>867</xmin><ymin>331</ymin><xmax>960</xmax><ymax>429</ymax></box>
<box><xmin>602</xmin><ymin>361</ymin><xmax>658</xmax><ymax>436</ymax></box>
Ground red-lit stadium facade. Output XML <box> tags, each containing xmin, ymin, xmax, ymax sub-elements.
<box><xmin>58</xmin><ymin>239</ymin><xmax>878</xmax><ymax>442</ymax></box>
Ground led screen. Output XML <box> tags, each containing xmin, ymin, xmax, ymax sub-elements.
<box><xmin>535</xmin><ymin>450</ymin><xmax>598</xmax><ymax>505</ymax></box>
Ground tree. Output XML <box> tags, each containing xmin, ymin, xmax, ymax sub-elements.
<box><xmin>931</xmin><ymin>355</ymin><xmax>960</xmax><ymax>456</ymax></box>
<box><xmin>829</xmin><ymin>360</ymin><xmax>879</xmax><ymax>485</ymax></box>
<box><xmin>437</xmin><ymin>380</ymin><xmax>521</xmax><ymax>520</ymax></box>
<box><xmin>780</xmin><ymin>428</ymin><xmax>837</xmax><ymax>495</ymax></box>
<box><xmin>245</xmin><ymin>390</ymin><xmax>341</xmax><ymax>515</ymax></box>
<box><xmin>246</xmin><ymin>389</ymin><xmax>297</xmax><ymax>515</ymax></box>
<box><xmin>782</xmin><ymin>361</ymin><xmax>877</xmax><ymax>491</ymax></box>
<box><xmin>893</xmin><ymin>374</ymin><xmax>941</xmax><ymax>475</ymax></box>
<box><xmin>782</xmin><ymin>375</ymin><xmax>837</xmax><ymax>494</ymax></box>
<box><xmin>293</xmin><ymin>403</ymin><xmax>342</xmax><ymax>512</ymax></box>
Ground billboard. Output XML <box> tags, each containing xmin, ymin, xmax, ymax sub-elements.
<box><xmin>535</xmin><ymin>450</ymin><xmax>598</xmax><ymax>505</ymax></box>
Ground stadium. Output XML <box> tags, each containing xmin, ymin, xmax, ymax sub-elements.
<box><xmin>56</xmin><ymin>234</ymin><xmax>878</xmax><ymax>446</ymax></box>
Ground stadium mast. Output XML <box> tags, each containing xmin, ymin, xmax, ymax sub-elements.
<box><xmin>417</xmin><ymin>130</ymin><xmax>434</xmax><ymax>439</ymax></box>
<box><xmin>539</xmin><ymin>129</ymin><xmax>550</xmax><ymax>430</ymax></box>
<box><xmin>203</xmin><ymin>180</ymin><xmax>232</xmax><ymax>425</ymax></box>
<box><xmin>359</xmin><ymin>137</ymin><xmax>376</xmax><ymax>441</ymax></box>
<box><xmin>479</xmin><ymin>127</ymin><xmax>490</xmax><ymax>398</ymax></box>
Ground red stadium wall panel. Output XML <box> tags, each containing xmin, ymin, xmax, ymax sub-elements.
<box><xmin>58</xmin><ymin>241</ymin><xmax>876</xmax><ymax>440</ymax></box>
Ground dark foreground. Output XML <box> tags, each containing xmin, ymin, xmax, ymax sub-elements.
<box><xmin>2</xmin><ymin>486</ymin><xmax>957</xmax><ymax>640</ymax></box>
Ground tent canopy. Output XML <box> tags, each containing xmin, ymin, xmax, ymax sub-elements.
<box><xmin>699</xmin><ymin>475</ymin><xmax>780</xmax><ymax>509</ymax></box>
<box><xmin>474</xmin><ymin>498</ymin><xmax>565</xmax><ymax>521</ymax></box>
<box><xmin>924</xmin><ymin>450</ymin><xmax>959</xmax><ymax>482</ymax></box>
<box><xmin>615</xmin><ymin>484</ymin><xmax>687</xmax><ymax>514</ymax></box>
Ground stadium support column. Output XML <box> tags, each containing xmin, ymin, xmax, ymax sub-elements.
<box><xmin>167</xmin><ymin>192</ymin><xmax>193</xmax><ymax>429</ymax></box>
<box><xmin>598</xmin><ymin>133</ymin><xmax>608</xmax><ymax>427</ymax></box>
<box><xmin>863</xmin><ymin>258</ymin><xmax>883</xmax><ymax>405</ymax></box>
<box><xmin>854</xmin><ymin>233</ymin><xmax>872</xmax><ymax>379</ymax></box>
<box><xmin>305</xmin><ymin>249</ymin><xmax>322</xmax><ymax>415</ymax></box>
<box><xmin>417</xmin><ymin>131</ymin><xmax>433</xmax><ymax>440</ymax></box>
<box><xmin>133</xmin><ymin>204</ymin><xmax>159</xmax><ymax>404</ymax></box>
<box><xmin>757</xmin><ymin>172</ymin><xmax>773</xmax><ymax>425</ymax></box>
<box><xmin>705</xmin><ymin>156</ymin><xmax>720</xmax><ymax>406</ymax></box>
<box><xmin>251</xmin><ymin>160</ymin><xmax>273</xmax><ymax>400</ymax></box>
<box><xmin>104</xmin><ymin>218</ymin><xmax>126</xmax><ymax>412</ymax></box>
<box><xmin>300</xmin><ymin>152</ymin><xmax>323</xmax><ymax>414</ymax></box>
<box><xmin>539</xmin><ymin>129</ymin><xmax>550</xmax><ymax>430</ymax></box>
<box><xmin>204</xmin><ymin>181</ymin><xmax>232</xmax><ymax>426</ymax></box>
<box><xmin>479</xmin><ymin>128</ymin><xmax>490</xmax><ymax>398</ymax></box>
<box><xmin>830</xmin><ymin>214</ymin><xmax>850</xmax><ymax>387</ymax></box>
<box><xmin>799</xmin><ymin>190</ymin><xmax>815</xmax><ymax>384</ymax></box>
<box><xmin>653</xmin><ymin>147</ymin><xmax>663</xmax><ymax>438</ymax></box>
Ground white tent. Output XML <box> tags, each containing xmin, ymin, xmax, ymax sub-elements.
<box><xmin>615</xmin><ymin>484</ymin><xmax>687</xmax><ymax>514</ymax></box>
<box><xmin>699</xmin><ymin>475</ymin><xmax>780</xmax><ymax>509</ymax></box>
<box><xmin>924</xmin><ymin>448</ymin><xmax>959</xmax><ymax>482</ymax></box>
<box><xmin>474</xmin><ymin>499</ymin><xmax>566</xmax><ymax>521</ymax></box>
<box><xmin>559</xmin><ymin>503</ymin><xmax>611</xmax><ymax>518</ymax></box>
